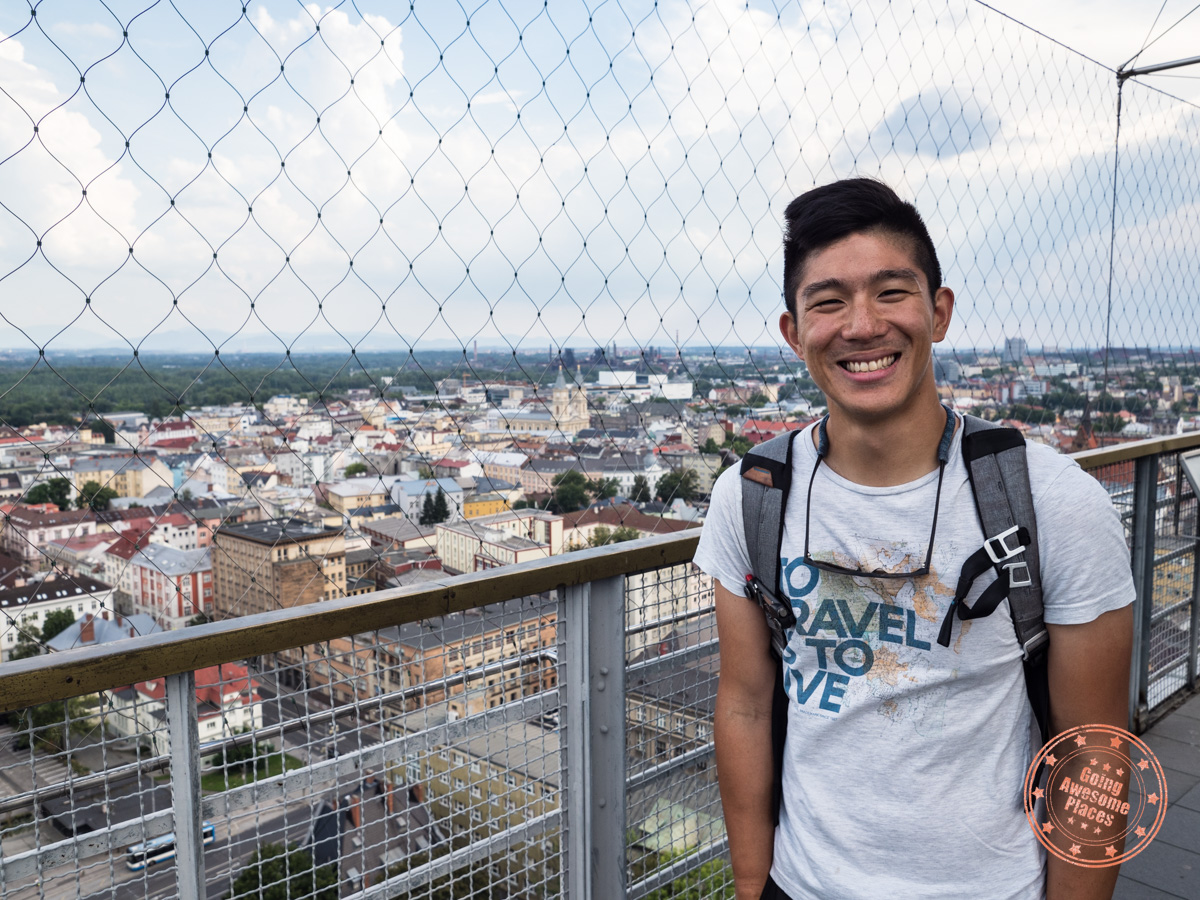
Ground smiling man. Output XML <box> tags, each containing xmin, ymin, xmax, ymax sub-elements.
<box><xmin>694</xmin><ymin>179</ymin><xmax>1134</xmax><ymax>900</ymax></box>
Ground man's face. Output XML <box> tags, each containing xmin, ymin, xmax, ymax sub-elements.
<box><xmin>779</xmin><ymin>230</ymin><xmax>954</xmax><ymax>426</ymax></box>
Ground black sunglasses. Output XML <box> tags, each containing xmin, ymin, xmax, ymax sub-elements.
<box><xmin>802</xmin><ymin>407</ymin><xmax>954</xmax><ymax>580</ymax></box>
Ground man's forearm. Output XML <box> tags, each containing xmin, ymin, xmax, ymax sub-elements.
<box><xmin>1046</xmin><ymin>854</ymin><xmax>1119</xmax><ymax>900</ymax></box>
<box><xmin>715</xmin><ymin>692</ymin><xmax>776</xmax><ymax>900</ymax></box>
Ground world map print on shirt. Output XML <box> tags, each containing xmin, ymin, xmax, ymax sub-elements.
<box><xmin>779</xmin><ymin>543</ymin><xmax>974</xmax><ymax>733</ymax></box>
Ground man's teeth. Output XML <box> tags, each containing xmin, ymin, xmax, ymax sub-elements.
<box><xmin>844</xmin><ymin>355</ymin><xmax>896</xmax><ymax>373</ymax></box>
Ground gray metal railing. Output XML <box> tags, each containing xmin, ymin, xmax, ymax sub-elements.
<box><xmin>0</xmin><ymin>434</ymin><xmax>1198</xmax><ymax>899</ymax></box>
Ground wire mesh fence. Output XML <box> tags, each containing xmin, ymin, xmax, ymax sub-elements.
<box><xmin>2</xmin><ymin>0</ymin><xmax>1200</xmax><ymax>896</ymax></box>
<box><xmin>0</xmin><ymin>546</ymin><xmax>725</xmax><ymax>900</ymax></box>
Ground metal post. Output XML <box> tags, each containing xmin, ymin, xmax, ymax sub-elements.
<box><xmin>1173</xmin><ymin>459</ymin><xmax>1183</xmax><ymax>536</ymax></box>
<box><xmin>1129</xmin><ymin>454</ymin><xmax>1159</xmax><ymax>732</ymax></box>
<box><xmin>560</xmin><ymin>576</ymin><xmax>628</xmax><ymax>900</ymax></box>
<box><xmin>562</xmin><ymin>582</ymin><xmax>591</xmax><ymax>900</ymax></box>
<box><xmin>166</xmin><ymin>671</ymin><xmax>204</xmax><ymax>900</ymax></box>
<box><xmin>1189</xmin><ymin>539</ymin><xmax>1200</xmax><ymax>692</ymax></box>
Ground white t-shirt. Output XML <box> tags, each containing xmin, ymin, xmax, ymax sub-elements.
<box><xmin>694</xmin><ymin>416</ymin><xmax>1135</xmax><ymax>900</ymax></box>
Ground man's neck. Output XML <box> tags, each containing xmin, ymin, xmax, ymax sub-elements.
<box><xmin>820</xmin><ymin>401</ymin><xmax>950</xmax><ymax>487</ymax></box>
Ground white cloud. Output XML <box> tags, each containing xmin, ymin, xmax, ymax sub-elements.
<box><xmin>1</xmin><ymin>1</ymin><xmax>1198</xmax><ymax>355</ymax></box>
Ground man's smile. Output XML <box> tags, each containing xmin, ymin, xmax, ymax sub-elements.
<box><xmin>839</xmin><ymin>353</ymin><xmax>898</xmax><ymax>374</ymax></box>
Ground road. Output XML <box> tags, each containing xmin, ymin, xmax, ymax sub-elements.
<box><xmin>1</xmin><ymin>671</ymin><xmax>379</xmax><ymax>900</ymax></box>
<box><xmin>4</xmin><ymin>805</ymin><xmax>316</xmax><ymax>900</ymax></box>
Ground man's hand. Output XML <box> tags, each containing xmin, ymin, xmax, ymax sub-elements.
<box><xmin>714</xmin><ymin>578</ymin><xmax>780</xmax><ymax>900</ymax></box>
<box><xmin>1045</xmin><ymin>605</ymin><xmax>1134</xmax><ymax>900</ymax></box>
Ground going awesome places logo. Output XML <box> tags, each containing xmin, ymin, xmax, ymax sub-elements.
<box><xmin>1024</xmin><ymin>724</ymin><xmax>1167</xmax><ymax>867</ymax></box>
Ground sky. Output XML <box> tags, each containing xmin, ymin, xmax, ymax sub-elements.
<box><xmin>0</xmin><ymin>0</ymin><xmax>1197</xmax><ymax>365</ymax></box>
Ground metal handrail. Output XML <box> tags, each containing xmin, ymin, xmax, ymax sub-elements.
<box><xmin>1072</xmin><ymin>430</ymin><xmax>1200</xmax><ymax>470</ymax></box>
<box><xmin>0</xmin><ymin>531</ymin><xmax>699</xmax><ymax>712</ymax></box>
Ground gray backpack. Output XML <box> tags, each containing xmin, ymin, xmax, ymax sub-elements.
<box><xmin>738</xmin><ymin>412</ymin><xmax>1049</xmax><ymax>822</ymax></box>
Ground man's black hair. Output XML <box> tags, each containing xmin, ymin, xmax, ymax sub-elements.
<box><xmin>782</xmin><ymin>178</ymin><xmax>942</xmax><ymax>318</ymax></box>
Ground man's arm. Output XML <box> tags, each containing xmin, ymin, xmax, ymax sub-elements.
<box><xmin>714</xmin><ymin>579</ymin><xmax>779</xmax><ymax>900</ymax></box>
<box><xmin>1044</xmin><ymin>604</ymin><xmax>1134</xmax><ymax>900</ymax></box>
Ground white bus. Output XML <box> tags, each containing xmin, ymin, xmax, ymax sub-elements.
<box><xmin>125</xmin><ymin>822</ymin><xmax>216</xmax><ymax>871</ymax></box>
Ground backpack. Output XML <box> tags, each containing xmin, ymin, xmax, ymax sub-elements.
<box><xmin>738</xmin><ymin>411</ymin><xmax>1050</xmax><ymax>823</ymax></box>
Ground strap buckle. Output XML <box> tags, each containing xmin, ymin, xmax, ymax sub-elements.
<box><xmin>1021</xmin><ymin>629</ymin><xmax>1049</xmax><ymax>661</ymax></box>
<box><xmin>1004</xmin><ymin>560</ymin><xmax>1033</xmax><ymax>588</ymax></box>
<box><xmin>985</xmin><ymin>525</ymin><xmax>1025</xmax><ymax>564</ymax></box>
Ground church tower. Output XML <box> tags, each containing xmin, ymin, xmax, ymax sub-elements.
<box><xmin>551</xmin><ymin>366</ymin><xmax>569</xmax><ymax>425</ymax></box>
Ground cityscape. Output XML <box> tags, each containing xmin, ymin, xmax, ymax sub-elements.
<box><xmin>1</xmin><ymin>335</ymin><xmax>1198</xmax><ymax>897</ymax></box>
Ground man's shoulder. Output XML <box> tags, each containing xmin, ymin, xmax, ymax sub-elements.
<box><xmin>1021</xmin><ymin>436</ymin><xmax>1094</xmax><ymax>498</ymax></box>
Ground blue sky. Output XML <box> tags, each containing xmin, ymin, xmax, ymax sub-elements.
<box><xmin>1</xmin><ymin>0</ymin><xmax>1197</xmax><ymax>361</ymax></box>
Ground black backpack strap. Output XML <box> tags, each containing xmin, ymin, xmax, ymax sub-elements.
<box><xmin>740</xmin><ymin>429</ymin><xmax>800</xmax><ymax>608</ymax></box>
<box><xmin>940</xmin><ymin>415</ymin><xmax>1051</xmax><ymax>746</ymax></box>
<box><xmin>740</xmin><ymin>427</ymin><xmax>803</xmax><ymax>825</ymax></box>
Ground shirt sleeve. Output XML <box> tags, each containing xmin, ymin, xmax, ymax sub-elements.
<box><xmin>1034</xmin><ymin>458</ymin><xmax>1136</xmax><ymax>625</ymax></box>
<box><xmin>693</xmin><ymin>463</ymin><xmax>753</xmax><ymax>594</ymax></box>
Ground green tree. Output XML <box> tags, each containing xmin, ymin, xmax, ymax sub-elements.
<box><xmin>655</xmin><ymin>469</ymin><xmax>700</xmax><ymax>504</ymax></box>
<box><xmin>587</xmin><ymin>476</ymin><xmax>620</xmax><ymax>501</ymax></box>
<box><xmin>343</xmin><ymin>462</ymin><xmax>368</xmax><ymax>478</ymax></box>
<box><xmin>212</xmin><ymin>728</ymin><xmax>275</xmax><ymax>774</ymax></box>
<box><xmin>76</xmin><ymin>480</ymin><xmax>118</xmax><ymax>511</ymax></box>
<box><xmin>24</xmin><ymin>477</ymin><xmax>73</xmax><ymax>508</ymax></box>
<box><xmin>1095</xmin><ymin>413</ymin><xmax>1126</xmax><ymax>434</ymax></box>
<box><xmin>588</xmin><ymin>525</ymin><xmax>614</xmax><ymax>547</ymax></box>
<box><xmin>386</xmin><ymin>848</ymin><xmax>508</xmax><ymax>900</ymax></box>
<box><xmin>629</xmin><ymin>474</ymin><xmax>652</xmax><ymax>503</ymax></box>
<box><xmin>10</xmin><ymin>623</ymin><xmax>43</xmax><ymax>661</ymax></box>
<box><xmin>551</xmin><ymin>470</ymin><xmax>589</xmax><ymax>513</ymax></box>
<box><xmin>723</xmin><ymin>435</ymin><xmax>752</xmax><ymax>456</ymax></box>
<box><xmin>643</xmin><ymin>857</ymin><xmax>736</xmax><ymax>899</ymax></box>
<box><xmin>41</xmin><ymin>609</ymin><xmax>75</xmax><ymax>642</ymax></box>
<box><xmin>225</xmin><ymin>843</ymin><xmax>338</xmax><ymax>900</ymax></box>
<box><xmin>586</xmin><ymin>524</ymin><xmax>639</xmax><ymax>547</ymax></box>
<box><xmin>419</xmin><ymin>493</ymin><xmax>436</xmax><ymax>526</ymax></box>
<box><xmin>13</xmin><ymin>695</ymin><xmax>94</xmax><ymax>752</ymax></box>
<box><xmin>187</xmin><ymin>612</ymin><xmax>210</xmax><ymax>627</ymax></box>
<box><xmin>747</xmin><ymin>392</ymin><xmax>769</xmax><ymax>406</ymax></box>
<box><xmin>702</xmin><ymin>437</ymin><xmax>720</xmax><ymax>454</ymax></box>
<box><xmin>431</xmin><ymin>490</ymin><xmax>450</xmax><ymax>523</ymax></box>
<box><xmin>418</xmin><ymin>465</ymin><xmax>435</xmax><ymax>479</ymax></box>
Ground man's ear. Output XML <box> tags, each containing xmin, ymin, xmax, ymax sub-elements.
<box><xmin>779</xmin><ymin>310</ymin><xmax>803</xmax><ymax>360</ymax></box>
<box><xmin>932</xmin><ymin>287</ymin><xmax>954</xmax><ymax>343</ymax></box>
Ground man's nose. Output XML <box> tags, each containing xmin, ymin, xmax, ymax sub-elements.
<box><xmin>842</xmin><ymin>298</ymin><xmax>887</xmax><ymax>340</ymax></box>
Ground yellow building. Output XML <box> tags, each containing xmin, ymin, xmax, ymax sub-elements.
<box><xmin>463</xmin><ymin>492</ymin><xmax>508</xmax><ymax>519</ymax></box>
<box><xmin>70</xmin><ymin>454</ymin><xmax>174</xmax><ymax>499</ymax></box>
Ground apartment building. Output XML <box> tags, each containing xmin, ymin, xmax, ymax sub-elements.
<box><xmin>324</xmin><ymin>476</ymin><xmax>402</xmax><ymax>515</ymax></box>
<box><xmin>106</xmin><ymin>662</ymin><xmax>263</xmax><ymax>750</ymax></box>
<box><xmin>414</xmin><ymin>716</ymin><xmax>560</xmax><ymax>894</ymax></box>
<box><xmin>0</xmin><ymin>573</ymin><xmax>114</xmax><ymax>662</ymax></box>
<box><xmin>435</xmin><ymin>509</ymin><xmax>563</xmax><ymax>575</ymax></box>
<box><xmin>0</xmin><ymin>506</ymin><xmax>96</xmax><ymax>569</ymax></box>
<box><xmin>211</xmin><ymin>519</ymin><xmax>346</xmax><ymax>620</ymax></box>
<box><xmin>71</xmin><ymin>454</ymin><xmax>174</xmax><ymax>499</ymax></box>
<box><xmin>383</xmin><ymin>597</ymin><xmax>557</xmax><ymax>718</ymax></box>
<box><xmin>391</xmin><ymin>478</ymin><xmax>465</xmax><ymax>522</ymax></box>
<box><xmin>128</xmin><ymin>544</ymin><xmax>213</xmax><ymax>630</ymax></box>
